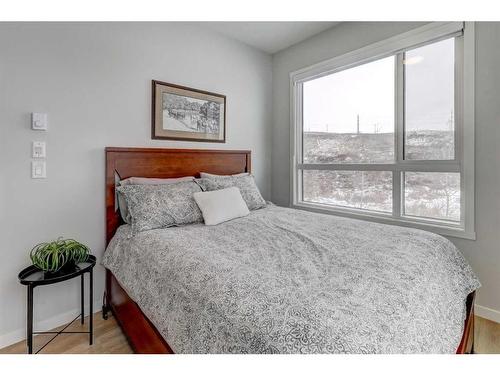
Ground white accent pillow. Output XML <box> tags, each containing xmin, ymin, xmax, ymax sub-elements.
<box><xmin>193</xmin><ymin>187</ymin><xmax>250</xmax><ymax>226</ymax></box>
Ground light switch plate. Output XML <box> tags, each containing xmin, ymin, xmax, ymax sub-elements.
<box><xmin>32</xmin><ymin>113</ymin><xmax>48</xmax><ymax>130</ymax></box>
<box><xmin>31</xmin><ymin>160</ymin><xmax>46</xmax><ymax>179</ymax></box>
<box><xmin>32</xmin><ymin>141</ymin><xmax>46</xmax><ymax>158</ymax></box>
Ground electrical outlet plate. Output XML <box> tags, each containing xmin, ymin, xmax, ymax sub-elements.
<box><xmin>31</xmin><ymin>160</ymin><xmax>46</xmax><ymax>179</ymax></box>
<box><xmin>32</xmin><ymin>141</ymin><xmax>46</xmax><ymax>158</ymax></box>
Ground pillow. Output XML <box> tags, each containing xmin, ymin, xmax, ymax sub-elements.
<box><xmin>195</xmin><ymin>175</ymin><xmax>266</xmax><ymax>210</ymax></box>
<box><xmin>199</xmin><ymin>172</ymin><xmax>249</xmax><ymax>178</ymax></box>
<box><xmin>193</xmin><ymin>187</ymin><xmax>250</xmax><ymax>225</ymax></box>
<box><xmin>117</xmin><ymin>176</ymin><xmax>195</xmax><ymax>223</ymax></box>
<box><xmin>117</xmin><ymin>180</ymin><xmax>203</xmax><ymax>234</ymax></box>
<box><xmin>121</xmin><ymin>176</ymin><xmax>194</xmax><ymax>186</ymax></box>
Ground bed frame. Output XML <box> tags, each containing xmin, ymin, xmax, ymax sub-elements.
<box><xmin>103</xmin><ymin>146</ymin><xmax>475</xmax><ymax>354</ymax></box>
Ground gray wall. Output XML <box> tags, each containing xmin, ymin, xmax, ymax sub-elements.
<box><xmin>272</xmin><ymin>22</ymin><xmax>500</xmax><ymax>313</ymax></box>
<box><xmin>0</xmin><ymin>22</ymin><xmax>272</xmax><ymax>345</ymax></box>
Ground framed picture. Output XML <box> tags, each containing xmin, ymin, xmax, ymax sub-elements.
<box><xmin>152</xmin><ymin>80</ymin><xmax>226</xmax><ymax>142</ymax></box>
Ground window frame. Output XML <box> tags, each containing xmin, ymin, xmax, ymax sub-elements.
<box><xmin>290</xmin><ymin>22</ymin><xmax>475</xmax><ymax>240</ymax></box>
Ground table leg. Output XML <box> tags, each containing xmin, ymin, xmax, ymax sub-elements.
<box><xmin>27</xmin><ymin>285</ymin><xmax>34</xmax><ymax>354</ymax></box>
<box><xmin>81</xmin><ymin>274</ymin><xmax>85</xmax><ymax>325</ymax></box>
<box><xmin>89</xmin><ymin>269</ymin><xmax>93</xmax><ymax>345</ymax></box>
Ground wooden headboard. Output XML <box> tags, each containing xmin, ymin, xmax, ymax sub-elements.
<box><xmin>105</xmin><ymin>147</ymin><xmax>251</xmax><ymax>244</ymax></box>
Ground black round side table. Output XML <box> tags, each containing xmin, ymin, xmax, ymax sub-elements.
<box><xmin>18</xmin><ymin>255</ymin><xmax>96</xmax><ymax>354</ymax></box>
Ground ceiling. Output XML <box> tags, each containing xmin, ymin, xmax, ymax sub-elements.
<box><xmin>204</xmin><ymin>22</ymin><xmax>339</xmax><ymax>54</ymax></box>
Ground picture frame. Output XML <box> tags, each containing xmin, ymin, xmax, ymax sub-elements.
<box><xmin>152</xmin><ymin>80</ymin><xmax>226</xmax><ymax>143</ymax></box>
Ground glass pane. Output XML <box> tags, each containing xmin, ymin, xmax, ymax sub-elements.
<box><xmin>303</xmin><ymin>56</ymin><xmax>395</xmax><ymax>163</ymax></box>
<box><xmin>404</xmin><ymin>38</ymin><xmax>455</xmax><ymax>160</ymax></box>
<box><xmin>404</xmin><ymin>172</ymin><xmax>460</xmax><ymax>221</ymax></box>
<box><xmin>302</xmin><ymin>170</ymin><xmax>392</xmax><ymax>212</ymax></box>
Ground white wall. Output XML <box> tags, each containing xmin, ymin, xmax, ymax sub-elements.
<box><xmin>0</xmin><ymin>22</ymin><xmax>272</xmax><ymax>346</ymax></box>
<box><xmin>272</xmin><ymin>22</ymin><xmax>500</xmax><ymax>318</ymax></box>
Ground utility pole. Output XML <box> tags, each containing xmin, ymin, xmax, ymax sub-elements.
<box><xmin>357</xmin><ymin>114</ymin><xmax>360</xmax><ymax>134</ymax></box>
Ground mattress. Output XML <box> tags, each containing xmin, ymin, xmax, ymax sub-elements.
<box><xmin>102</xmin><ymin>204</ymin><xmax>480</xmax><ymax>353</ymax></box>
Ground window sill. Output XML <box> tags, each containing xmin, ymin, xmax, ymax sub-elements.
<box><xmin>291</xmin><ymin>201</ymin><xmax>476</xmax><ymax>240</ymax></box>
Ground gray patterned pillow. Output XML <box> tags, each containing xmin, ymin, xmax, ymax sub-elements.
<box><xmin>117</xmin><ymin>181</ymin><xmax>203</xmax><ymax>234</ymax></box>
<box><xmin>195</xmin><ymin>175</ymin><xmax>266</xmax><ymax>210</ymax></box>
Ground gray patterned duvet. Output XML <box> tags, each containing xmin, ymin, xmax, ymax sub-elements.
<box><xmin>102</xmin><ymin>205</ymin><xmax>480</xmax><ymax>354</ymax></box>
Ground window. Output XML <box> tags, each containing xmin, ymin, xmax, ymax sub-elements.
<box><xmin>291</xmin><ymin>22</ymin><xmax>475</xmax><ymax>239</ymax></box>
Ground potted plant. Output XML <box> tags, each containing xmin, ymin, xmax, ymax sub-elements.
<box><xmin>30</xmin><ymin>238</ymin><xmax>90</xmax><ymax>274</ymax></box>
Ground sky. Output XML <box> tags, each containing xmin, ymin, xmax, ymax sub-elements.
<box><xmin>303</xmin><ymin>37</ymin><xmax>455</xmax><ymax>134</ymax></box>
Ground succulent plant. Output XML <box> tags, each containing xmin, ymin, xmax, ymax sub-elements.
<box><xmin>30</xmin><ymin>238</ymin><xmax>90</xmax><ymax>273</ymax></box>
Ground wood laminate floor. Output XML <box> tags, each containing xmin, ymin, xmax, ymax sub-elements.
<box><xmin>1</xmin><ymin>313</ymin><xmax>499</xmax><ymax>354</ymax></box>
<box><xmin>474</xmin><ymin>316</ymin><xmax>500</xmax><ymax>354</ymax></box>
<box><xmin>0</xmin><ymin>312</ymin><xmax>133</xmax><ymax>354</ymax></box>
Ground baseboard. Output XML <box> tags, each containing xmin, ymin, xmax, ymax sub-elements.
<box><xmin>0</xmin><ymin>301</ymin><xmax>102</xmax><ymax>350</ymax></box>
<box><xmin>475</xmin><ymin>304</ymin><xmax>500</xmax><ymax>324</ymax></box>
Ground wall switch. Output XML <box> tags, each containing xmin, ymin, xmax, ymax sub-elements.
<box><xmin>31</xmin><ymin>160</ymin><xmax>46</xmax><ymax>179</ymax></box>
<box><xmin>32</xmin><ymin>141</ymin><xmax>46</xmax><ymax>158</ymax></box>
<box><xmin>32</xmin><ymin>113</ymin><xmax>48</xmax><ymax>130</ymax></box>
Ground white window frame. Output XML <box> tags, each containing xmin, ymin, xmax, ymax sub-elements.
<box><xmin>290</xmin><ymin>22</ymin><xmax>475</xmax><ymax>240</ymax></box>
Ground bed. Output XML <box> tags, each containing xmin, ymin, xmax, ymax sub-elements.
<box><xmin>102</xmin><ymin>147</ymin><xmax>480</xmax><ymax>354</ymax></box>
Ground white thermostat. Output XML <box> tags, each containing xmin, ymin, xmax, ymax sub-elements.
<box><xmin>32</xmin><ymin>141</ymin><xmax>46</xmax><ymax>158</ymax></box>
<box><xmin>31</xmin><ymin>160</ymin><xmax>46</xmax><ymax>179</ymax></box>
<box><xmin>32</xmin><ymin>113</ymin><xmax>48</xmax><ymax>130</ymax></box>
